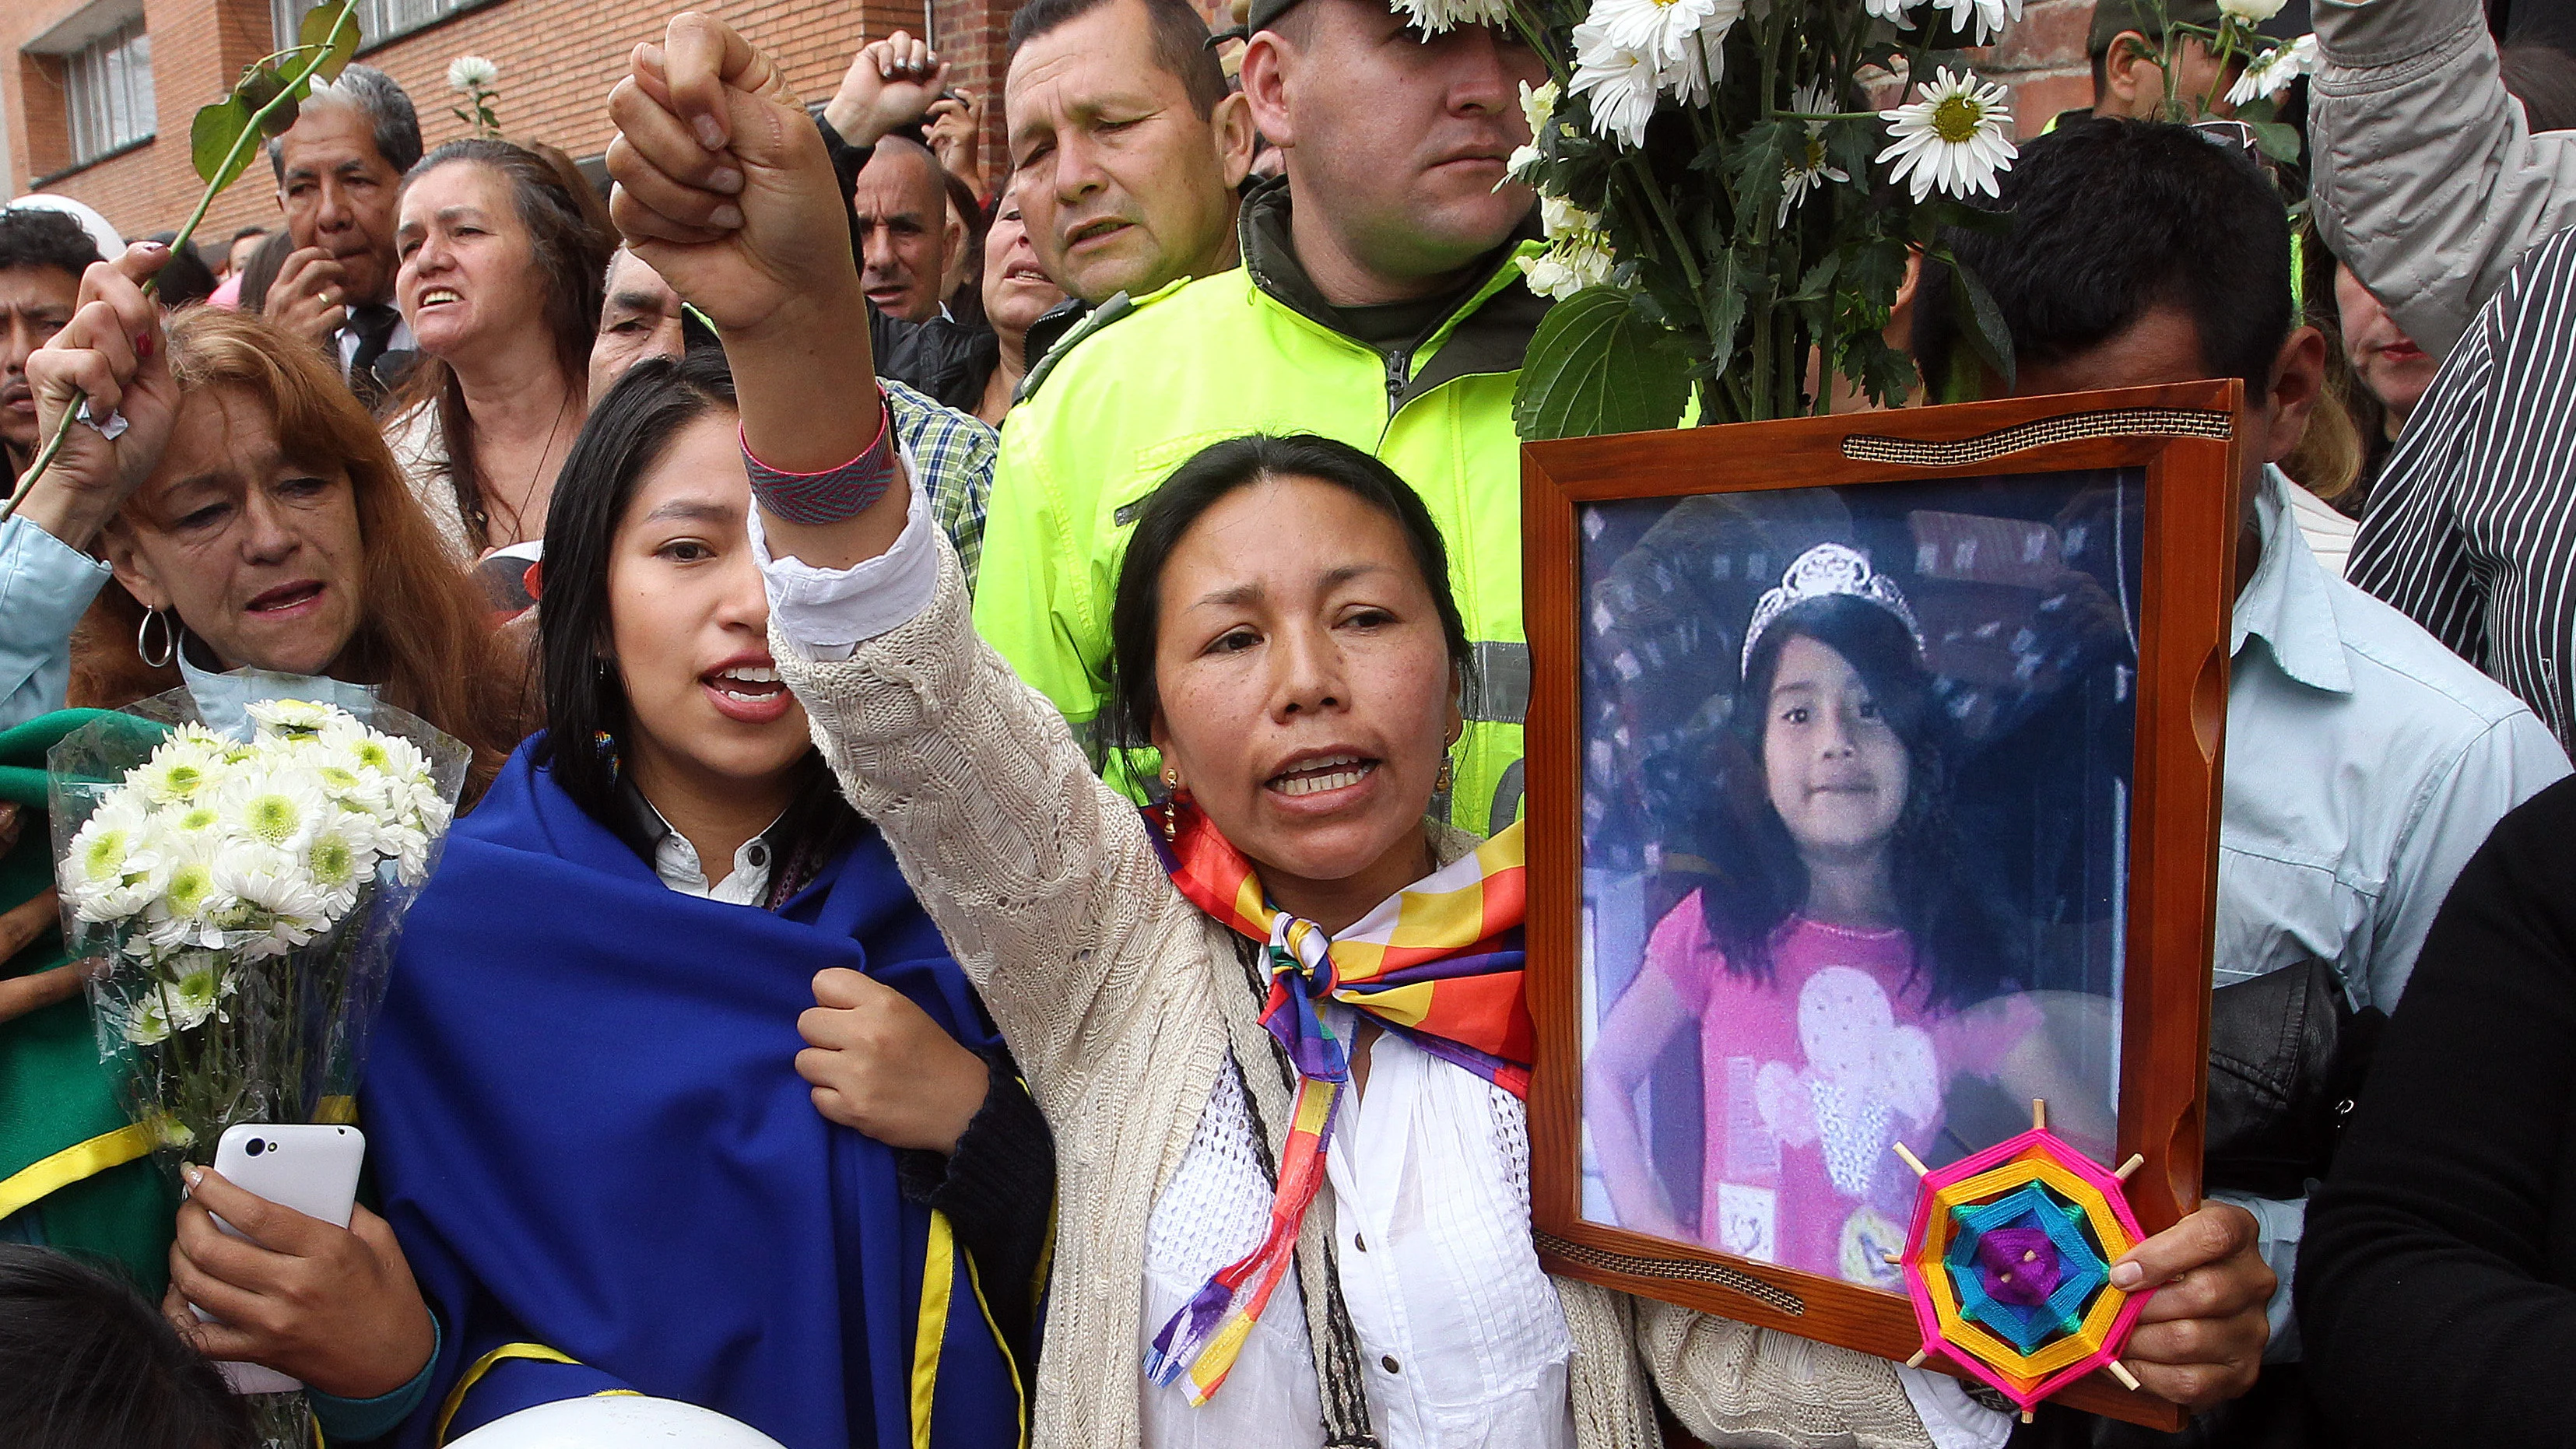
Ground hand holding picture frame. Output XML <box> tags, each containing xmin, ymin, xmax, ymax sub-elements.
<box><xmin>1521</xmin><ymin>383</ymin><xmax>2243</xmax><ymax>1429</ymax></box>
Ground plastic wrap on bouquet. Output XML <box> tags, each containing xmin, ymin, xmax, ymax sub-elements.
<box><xmin>46</xmin><ymin>674</ymin><xmax>467</xmax><ymax>1156</ymax></box>
<box><xmin>44</xmin><ymin>675</ymin><xmax>466</xmax><ymax>1439</ymax></box>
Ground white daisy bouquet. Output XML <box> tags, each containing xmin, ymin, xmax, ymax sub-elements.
<box><xmin>45</xmin><ymin>683</ymin><xmax>467</xmax><ymax>1162</ymax></box>
<box><xmin>1465</xmin><ymin>0</ymin><xmax>2036</xmax><ymax>434</ymax></box>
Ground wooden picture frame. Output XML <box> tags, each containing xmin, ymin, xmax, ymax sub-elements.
<box><xmin>1522</xmin><ymin>382</ymin><xmax>2244</xmax><ymax>1430</ymax></box>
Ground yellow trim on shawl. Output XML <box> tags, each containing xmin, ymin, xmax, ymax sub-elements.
<box><xmin>433</xmin><ymin>1342</ymin><xmax>581</xmax><ymax>1444</ymax></box>
<box><xmin>960</xmin><ymin>1235</ymin><xmax>1031</xmax><ymax>1449</ymax></box>
<box><xmin>0</xmin><ymin>1121</ymin><xmax>157</xmax><ymax>1221</ymax></box>
<box><xmin>911</xmin><ymin>1211</ymin><xmax>958</xmax><ymax>1449</ymax></box>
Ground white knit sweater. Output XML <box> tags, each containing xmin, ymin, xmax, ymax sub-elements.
<box><xmin>774</xmin><ymin>539</ymin><xmax>1933</xmax><ymax>1449</ymax></box>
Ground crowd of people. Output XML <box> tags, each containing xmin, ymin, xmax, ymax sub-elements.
<box><xmin>5</xmin><ymin>0</ymin><xmax>2576</xmax><ymax>1444</ymax></box>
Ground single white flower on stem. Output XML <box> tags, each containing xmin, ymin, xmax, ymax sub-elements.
<box><xmin>1571</xmin><ymin>20</ymin><xmax>1662</xmax><ymax>148</ymax></box>
<box><xmin>1590</xmin><ymin>0</ymin><xmax>1742</xmax><ymax>72</ymax></box>
<box><xmin>2216</xmin><ymin>0</ymin><xmax>2285</xmax><ymax>21</ymax></box>
<box><xmin>2226</xmin><ymin>32</ymin><xmax>2316</xmax><ymax>107</ymax></box>
<box><xmin>1780</xmin><ymin>82</ymin><xmax>1854</xmax><ymax>226</ymax></box>
<box><xmin>445</xmin><ymin>54</ymin><xmax>500</xmax><ymax>93</ymax></box>
<box><xmin>1658</xmin><ymin>21</ymin><xmax>1728</xmax><ymax>104</ymax></box>
<box><xmin>1878</xmin><ymin>68</ymin><xmax>2019</xmax><ymax>202</ymax></box>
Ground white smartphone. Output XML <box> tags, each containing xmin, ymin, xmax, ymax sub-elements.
<box><xmin>194</xmin><ymin>1123</ymin><xmax>367</xmax><ymax>1394</ymax></box>
<box><xmin>208</xmin><ymin>1122</ymin><xmax>366</xmax><ymax>1237</ymax></box>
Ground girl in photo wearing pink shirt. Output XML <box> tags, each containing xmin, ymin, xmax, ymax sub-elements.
<box><xmin>1588</xmin><ymin>543</ymin><xmax>2053</xmax><ymax>1290</ymax></box>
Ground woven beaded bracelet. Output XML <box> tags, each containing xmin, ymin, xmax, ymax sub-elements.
<box><xmin>739</xmin><ymin>397</ymin><xmax>898</xmax><ymax>525</ymax></box>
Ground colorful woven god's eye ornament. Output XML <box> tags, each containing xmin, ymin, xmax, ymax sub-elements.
<box><xmin>1890</xmin><ymin>1103</ymin><xmax>2153</xmax><ymax>1419</ymax></box>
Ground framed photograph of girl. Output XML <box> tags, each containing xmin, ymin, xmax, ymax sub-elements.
<box><xmin>1521</xmin><ymin>381</ymin><xmax>2244</xmax><ymax>1426</ymax></box>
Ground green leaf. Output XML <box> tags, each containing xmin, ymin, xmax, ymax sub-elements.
<box><xmin>1512</xmin><ymin>287</ymin><xmax>1694</xmax><ymax>442</ymax></box>
<box><xmin>238</xmin><ymin>66</ymin><xmax>301</xmax><ymax>137</ymax></box>
<box><xmin>299</xmin><ymin>0</ymin><xmax>360</xmax><ymax>84</ymax></box>
<box><xmin>1946</xmin><ymin>252</ymin><xmax>2016</xmax><ymax>395</ymax></box>
<box><xmin>1726</xmin><ymin>119</ymin><xmax>1793</xmax><ymax>239</ymax></box>
<box><xmin>1704</xmin><ymin>248</ymin><xmax>1747</xmax><ymax>362</ymax></box>
<box><xmin>188</xmin><ymin>95</ymin><xmax>259</xmax><ymax>191</ymax></box>
<box><xmin>2248</xmin><ymin>119</ymin><xmax>2303</xmax><ymax>164</ymax></box>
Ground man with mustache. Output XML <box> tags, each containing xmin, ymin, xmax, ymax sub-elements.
<box><xmin>972</xmin><ymin>0</ymin><xmax>1552</xmax><ymax>837</ymax></box>
<box><xmin>1002</xmin><ymin>0</ymin><xmax>1258</xmax><ymax>310</ymax></box>
<box><xmin>261</xmin><ymin>66</ymin><xmax>422</xmax><ymax>407</ymax></box>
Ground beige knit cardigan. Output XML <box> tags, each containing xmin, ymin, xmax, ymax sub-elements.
<box><xmin>777</xmin><ymin>541</ymin><xmax>1932</xmax><ymax>1449</ymax></box>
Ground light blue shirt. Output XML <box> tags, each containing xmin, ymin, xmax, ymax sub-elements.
<box><xmin>2212</xmin><ymin>467</ymin><xmax>2570</xmax><ymax>1358</ymax></box>
<box><xmin>0</xmin><ymin>514</ymin><xmax>111</xmax><ymax>732</ymax></box>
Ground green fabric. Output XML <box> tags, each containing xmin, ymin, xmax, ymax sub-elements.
<box><xmin>0</xmin><ymin>709</ymin><xmax>178</xmax><ymax>1296</ymax></box>
<box><xmin>974</xmin><ymin>202</ymin><xmax>1547</xmax><ymax>838</ymax></box>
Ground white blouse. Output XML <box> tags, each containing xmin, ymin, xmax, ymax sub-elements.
<box><xmin>1140</xmin><ymin>1014</ymin><xmax>1577</xmax><ymax>1449</ymax></box>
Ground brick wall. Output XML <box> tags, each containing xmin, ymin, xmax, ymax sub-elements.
<box><xmin>7</xmin><ymin>0</ymin><xmax>2100</xmax><ymax>245</ymax></box>
<box><xmin>3</xmin><ymin>0</ymin><xmax>974</xmax><ymax>246</ymax></box>
<box><xmin>1976</xmin><ymin>0</ymin><xmax>2100</xmax><ymax>138</ymax></box>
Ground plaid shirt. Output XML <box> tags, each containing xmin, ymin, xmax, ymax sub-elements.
<box><xmin>885</xmin><ymin>379</ymin><xmax>998</xmax><ymax>591</ymax></box>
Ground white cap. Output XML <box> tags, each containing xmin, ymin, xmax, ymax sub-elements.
<box><xmin>444</xmin><ymin>1397</ymin><xmax>790</xmax><ymax>1448</ymax></box>
<box><xmin>4</xmin><ymin>193</ymin><xmax>124</xmax><ymax>265</ymax></box>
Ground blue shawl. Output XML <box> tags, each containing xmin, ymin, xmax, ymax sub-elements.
<box><xmin>365</xmin><ymin>741</ymin><xmax>1022</xmax><ymax>1447</ymax></box>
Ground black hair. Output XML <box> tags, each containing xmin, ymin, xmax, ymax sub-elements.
<box><xmin>534</xmin><ymin>350</ymin><xmax>859</xmax><ymax>896</ymax></box>
<box><xmin>265</xmin><ymin>64</ymin><xmax>424</xmax><ymax>182</ymax></box>
<box><xmin>142</xmin><ymin>233</ymin><xmax>218</xmax><ymax>309</ymax></box>
<box><xmin>0</xmin><ymin>208</ymin><xmax>100</xmax><ymax>286</ymax></box>
<box><xmin>237</xmin><ymin>228</ymin><xmax>295</xmax><ymax>314</ymax></box>
<box><xmin>1009</xmin><ymin>0</ymin><xmax>1230</xmax><ymax>118</ymax></box>
<box><xmin>0</xmin><ymin>1244</ymin><xmax>256</xmax><ymax>1449</ymax></box>
<box><xmin>1911</xmin><ymin>116</ymin><xmax>2293</xmax><ymax>398</ymax></box>
<box><xmin>1101</xmin><ymin>433</ymin><xmax>1472</xmax><ymax>769</ymax></box>
<box><xmin>1697</xmin><ymin>594</ymin><xmax>2020</xmax><ymax>1011</ymax></box>
<box><xmin>229</xmin><ymin>224</ymin><xmax>269</xmax><ymax>245</ymax></box>
<box><xmin>2504</xmin><ymin>42</ymin><xmax>2576</xmax><ymax>132</ymax></box>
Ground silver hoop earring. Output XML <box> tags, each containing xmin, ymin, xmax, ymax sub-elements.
<box><xmin>136</xmin><ymin>608</ymin><xmax>177</xmax><ymax>669</ymax></box>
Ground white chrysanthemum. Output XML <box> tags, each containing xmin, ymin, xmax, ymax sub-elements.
<box><xmin>1505</xmin><ymin>79</ymin><xmax>1560</xmax><ymax>182</ymax></box>
<box><xmin>1657</xmin><ymin>23</ymin><xmax>1724</xmax><ymax>104</ymax></box>
<box><xmin>1864</xmin><ymin>0</ymin><xmax>1922</xmax><ymax>32</ymax></box>
<box><xmin>141</xmin><ymin>831</ymin><xmax>237</xmax><ymax>953</ymax></box>
<box><xmin>1780</xmin><ymin>82</ymin><xmax>1853</xmax><ymax>226</ymax></box>
<box><xmin>216</xmin><ymin>768</ymin><xmax>332</xmax><ymax>855</ymax></box>
<box><xmin>60</xmin><ymin>794</ymin><xmax>170</xmax><ymax>923</ymax></box>
<box><xmin>303</xmin><ymin>817</ymin><xmax>378</xmax><ymax>914</ymax></box>
<box><xmin>1878</xmin><ymin>68</ymin><xmax>2018</xmax><ymax>203</ymax></box>
<box><xmin>121</xmin><ymin>953</ymin><xmax>234</xmax><ymax>1046</ymax></box>
<box><xmin>1571</xmin><ymin>20</ymin><xmax>1661</xmax><ymax>148</ymax></box>
<box><xmin>1390</xmin><ymin>0</ymin><xmax>1514</xmax><ymax>31</ymax></box>
<box><xmin>2216</xmin><ymin>0</ymin><xmax>2285</xmax><ymax>21</ymax></box>
<box><xmin>248</xmin><ymin>697</ymin><xmax>344</xmax><ymax>742</ymax></box>
<box><xmin>381</xmin><ymin>817</ymin><xmax>435</xmax><ymax>887</ymax></box>
<box><xmin>1519</xmin><ymin>235</ymin><xmax>1617</xmax><ymax>300</ymax></box>
<box><xmin>216</xmin><ymin>846</ymin><xmax>336</xmax><ymax>956</ymax></box>
<box><xmin>1926</xmin><ymin>0</ymin><xmax>2020</xmax><ymax>44</ymax></box>
<box><xmin>1589</xmin><ymin>0</ymin><xmax>1733</xmax><ymax>68</ymax></box>
<box><xmin>446</xmin><ymin>54</ymin><xmax>500</xmax><ymax>93</ymax></box>
<box><xmin>132</xmin><ymin>735</ymin><xmax>230</xmax><ymax>808</ymax></box>
<box><xmin>2226</xmin><ymin>32</ymin><xmax>2316</xmax><ymax>107</ymax></box>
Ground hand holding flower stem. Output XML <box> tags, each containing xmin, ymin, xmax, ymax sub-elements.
<box><xmin>0</xmin><ymin>0</ymin><xmax>357</xmax><ymax>528</ymax></box>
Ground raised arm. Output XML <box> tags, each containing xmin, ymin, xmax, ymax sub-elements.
<box><xmin>2310</xmin><ymin>0</ymin><xmax>2576</xmax><ymax>356</ymax></box>
<box><xmin>605</xmin><ymin>15</ymin><xmax>1194</xmax><ymax>1086</ymax></box>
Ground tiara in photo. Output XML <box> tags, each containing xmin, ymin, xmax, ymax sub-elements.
<box><xmin>1740</xmin><ymin>542</ymin><xmax>1927</xmax><ymax>673</ymax></box>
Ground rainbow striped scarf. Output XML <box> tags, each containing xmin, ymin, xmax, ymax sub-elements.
<box><xmin>1142</xmin><ymin>802</ymin><xmax>1532</xmax><ymax>1405</ymax></box>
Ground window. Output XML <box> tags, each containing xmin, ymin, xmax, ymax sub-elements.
<box><xmin>62</xmin><ymin>19</ymin><xmax>154</xmax><ymax>166</ymax></box>
<box><xmin>272</xmin><ymin>0</ymin><xmax>486</xmax><ymax>52</ymax></box>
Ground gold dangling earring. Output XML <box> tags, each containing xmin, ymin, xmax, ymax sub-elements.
<box><xmin>1161</xmin><ymin>767</ymin><xmax>1181</xmax><ymax>841</ymax></box>
<box><xmin>1434</xmin><ymin>754</ymin><xmax>1455</xmax><ymax>795</ymax></box>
